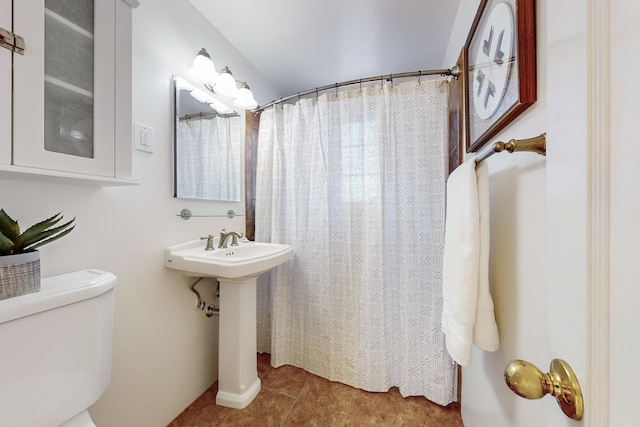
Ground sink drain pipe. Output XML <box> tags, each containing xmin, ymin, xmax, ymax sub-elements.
<box><xmin>190</xmin><ymin>277</ymin><xmax>219</xmax><ymax>317</ymax></box>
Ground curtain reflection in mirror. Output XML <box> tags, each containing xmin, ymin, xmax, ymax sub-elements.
<box><xmin>173</xmin><ymin>75</ymin><xmax>243</xmax><ymax>202</ymax></box>
<box><xmin>176</xmin><ymin>114</ymin><xmax>242</xmax><ymax>201</ymax></box>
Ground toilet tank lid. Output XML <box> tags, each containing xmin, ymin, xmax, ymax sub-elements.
<box><xmin>0</xmin><ymin>269</ymin><xmax>117</xmax><ymax>324</ymax></box>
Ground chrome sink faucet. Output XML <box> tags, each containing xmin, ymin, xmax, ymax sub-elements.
<box><xmin>219</xmin><ymin>229</ymin><xmax>244</xmax><ymax>248</ymax></box>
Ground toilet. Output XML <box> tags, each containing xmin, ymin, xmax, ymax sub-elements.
<box><xmin>0</xmin><ymin>269</ymin><xmax>117</xmax><ymax>427</ymax></box>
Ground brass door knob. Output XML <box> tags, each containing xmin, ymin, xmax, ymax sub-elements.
<box><xmin>504</xmin><ymin>359</ymin><xmax>583</xmax><ymax>420</ymax></box>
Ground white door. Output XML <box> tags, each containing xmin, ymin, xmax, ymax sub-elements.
<box><xmin>547</xmin><ymin>0</ymin><xmax>639</xmax><ymax>426</ymax></box>
<box><xmin>606</xmin><ymin>2</ymin><xmax>640</xmax><ymax>426</ymax></box>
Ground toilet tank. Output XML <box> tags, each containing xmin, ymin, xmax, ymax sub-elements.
<box><xmin>0</xmin><ymin>269</ymin><xmax>117</xmax><ymax>427</ymax></box>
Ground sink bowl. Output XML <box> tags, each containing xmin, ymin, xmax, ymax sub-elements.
<box><xmin>164</xmin><ymin>239</ymin><xmax>293</xmax><ymax>279</ymax></box>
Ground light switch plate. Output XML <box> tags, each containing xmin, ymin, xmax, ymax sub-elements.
<box><xmin>134</xmin><ymin>122</ymin><xmax>154</xmax><ymax>153</ymax></box>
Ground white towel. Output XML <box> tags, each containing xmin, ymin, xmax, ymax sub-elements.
<box><xmin>441</xmin><ymin>158</ymin><xmax>499</xmax><ymax>367</ymax></box>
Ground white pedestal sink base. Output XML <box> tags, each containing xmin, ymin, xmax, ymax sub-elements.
<box><xmin>216</xmin><ymin>377</ymin><xmax>261</xmax><ymax>409</ymax></box>
<box><xmin>164</xmin><ymin>238</ymin><xmax>293</xmax><ymax>408</ymax></box>
<box><xmin>216</xmin><ymin>277</ymin><xmax>261</xmax><ymax>409</ymax></box>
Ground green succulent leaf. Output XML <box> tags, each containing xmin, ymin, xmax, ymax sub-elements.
<box><xmin>25</xmin><ymin>224</ymin><xmax>75</xmax><ymax>251</ymax></box>
<box><xmin>0</xmin><ymin>211</ymin><xmax>75</xmax><ymax>255</ymax></box>
<box><xmin>15</xmin><ymin>215</ymin><xmax>74</xmax><ymax>252</ymax></box>
<box><xmin>0</xmin><ymin>209</ymin><xmax>20</xmax><ymax>242</ymax></box>
<box><xmin>0</xmin><ymin>231</ymin><xmax>15</xmax><ymax>255</ymax></box>
<box><xmin>13</xmin><ymin>213</ymin><xmax>62</xmax><ymax>248</ymax></box>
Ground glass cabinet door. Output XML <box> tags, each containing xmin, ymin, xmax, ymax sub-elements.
<box><xmin>43</xmin><ymin>0</ymin><xmax>95</xmax><ymax>159</ymax></box>
<box><xmin>12</xmin><ymin>0</ymin><xmax>115</xmax><ymax>177</ymax></box>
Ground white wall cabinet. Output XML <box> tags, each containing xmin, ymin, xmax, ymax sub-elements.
<box><xmin>1</xmin><ymin>0</ymin><xmax>134</xmax><ymax>185</ymax></box>
<box><xmin>0</xmin><ymin>1</ymin><xmax>11</xmax><ymax>163</ymax></box>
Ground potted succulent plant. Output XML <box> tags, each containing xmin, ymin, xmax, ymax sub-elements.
<box><xmin>0</xmin><ymin>209</ymin><xmax>75</xmax><ymax>300</ymax></box>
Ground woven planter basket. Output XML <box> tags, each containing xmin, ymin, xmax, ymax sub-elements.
<box><xmin>0</xmin><ymin>251</ymin><xmax>40</xmax><ymax>300</ymax></box>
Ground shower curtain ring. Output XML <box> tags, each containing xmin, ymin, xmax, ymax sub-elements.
<box><xmin>418</xmin><ymin>70</ymin><xmax>422</xmax><ymax>83</ymax></box>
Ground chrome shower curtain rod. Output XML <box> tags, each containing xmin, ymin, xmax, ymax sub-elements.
<box><xmin>252</xmin><ymin>64</ymin><xmax>461</xmax><ymax>114</ymax></box>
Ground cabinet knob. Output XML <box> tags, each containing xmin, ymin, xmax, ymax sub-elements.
<box><xmin>504</xmin><ymin>359</ymin><xmax>583</xmax><ymax>420</ymax></box>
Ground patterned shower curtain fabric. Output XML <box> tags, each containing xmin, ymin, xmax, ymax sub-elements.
<box><xmin>255</xmin><ymin>80</ymin><xmax>455</xmax><ymax>405</ymax></box>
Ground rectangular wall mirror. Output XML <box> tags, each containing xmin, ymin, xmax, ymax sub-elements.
<box><xmin>173</xmin><ymin>75</ymin><xmax>243</xmax><ymax>202</ymax></box>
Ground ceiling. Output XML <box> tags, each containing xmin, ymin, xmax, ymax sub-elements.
<box><xmin>189</xmin><ymin>0</ymin><xmax>461</xmax><ymax>99</ymax></box>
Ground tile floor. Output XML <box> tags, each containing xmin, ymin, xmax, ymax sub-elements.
<box><xmin>168</xmin><ymin>354</ymin><xmax>464</xmax><ymax>426</ymax></box>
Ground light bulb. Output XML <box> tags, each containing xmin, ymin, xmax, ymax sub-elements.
<box><xmin>234</xmin><ymin>82</ymin><xmax>258</xmax><ymax>110</ymax></box>
<box><xmin>189</xmin><ymin>48</ymin><xmax>218</xmax><ymax>85</ymax></box>
<box><xmin>214</xmin><ymin>67</ymin><xmax>239</xmax><ymax>99</ymax></box>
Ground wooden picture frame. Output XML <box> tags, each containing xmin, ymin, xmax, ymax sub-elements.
<box><xmin>464</xmin><ymin>0</ymin><xmax>537</xmax><ymax>153</ymax></box>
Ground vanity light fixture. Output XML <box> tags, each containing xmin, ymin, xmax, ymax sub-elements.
<box><xmin>214</xmin><ymin>67</ymin><xmax>239</xmax><ymax>99</ymax></box>
<box><xmin>209</xmin><ymin>98</ymin><xmax>234</xmax><ymax>114</ymax></box>
<box><xmin>176</xmin><ymin>75</ymin><xmax>234</xmax><ymax>114</ymax></box>
<box><xmin>234</xmin><ymin>82</ymin><xmax>258</xmax><ymax>110</ymax></box>
<box><xmin>189</xmin><ymin>48</ymin><xmax>218</xmax><ymax>85</ymax></box>
<box><xmin>189</xmin><ymin>48</ymin><xmax>257</xmax><ymax>110</ymax></box>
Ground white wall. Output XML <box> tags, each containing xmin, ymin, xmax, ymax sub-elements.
<box><xmin>0</xmin><ymin>0</ymin><xmax>279</xmax><ymax>426</ymax></box>
<box><xmin>442</xmin><ymin>1</ymin><xmax>549</xmax><ymax>426</ymax></box>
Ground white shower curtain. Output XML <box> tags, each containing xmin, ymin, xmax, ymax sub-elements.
<box><xmin>255</xmin><ymin>79</ymin><xmax>455</xmax><ymax>405</ymax></box>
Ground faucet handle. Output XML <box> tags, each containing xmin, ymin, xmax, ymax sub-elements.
<box><xmin>200</xmin><ymin>235</ymin><xmax>215</xmax><ymax>251</ymax></box>
<box><xmin>230</xmin><ymin>232</ymin><xmax>244</xmax><ymax>246</ymax></box>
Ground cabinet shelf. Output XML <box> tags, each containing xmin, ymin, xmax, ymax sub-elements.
<box><xmin>44</xmin><ymin>8</ymin><xmax>93</xmax><ymax>39</ymax></box>
<box><xmin>45</xmin><ymin>75</ymin><xmax>93</xmax><ymax>98</ymax></box>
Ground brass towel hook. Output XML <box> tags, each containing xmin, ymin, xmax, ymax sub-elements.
<box><xmin>504</xmin><ymin>359</ymin><xmax>583</xmax><ymax>420</ymax></box>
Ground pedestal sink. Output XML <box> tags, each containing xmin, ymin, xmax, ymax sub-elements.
<box><xmin>164</xmin><ymin>238</ymin><xmax>293</xmax><ymax>409</ymax></box>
